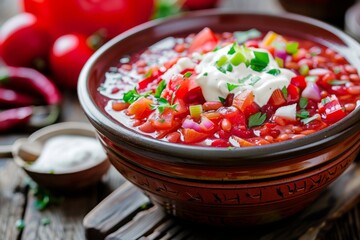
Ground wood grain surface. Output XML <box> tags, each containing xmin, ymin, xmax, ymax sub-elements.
<box><xmin>1</xmin><ymin>0</ymin><xmax>359</xmax><ymax>239</ymax></box>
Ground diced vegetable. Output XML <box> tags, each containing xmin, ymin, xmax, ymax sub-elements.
<box><xmin>274</xmin><ymin>103</ymin><xmax>297</xmax><ymax>121</ymax></box>
<box><xmin>285</xmin><ymin>41</ymin><xmax>299</xmax><ymax>55</ymax></box>
<box><xmin>101</xmin><ymin>27</ymin><xmax>360</xmax><ymax>148</ymax></box>
<box><xmin>127</xmin><ymin>97</ymin><xmax>154</xmax><ymax>119</ymax></box>
<box><xmin>318</xmin><ymin>95</ymin><xmax>346</xmax><ymax>123</ymax></box>
<box><xmin>269</xmin><ymin>89</ymin><xmax>286</xmax><ymax>106</ymax></box>
<box><xmin>182</xmin><ymin>128</ymin><xmax>209</xmax><ymax>143</ymax></box>
<box><xmin>188</xmin><ymin>27</ymin><xmax>218</xmax><ymax>53</ymax></box>
<box><xmin>232</xmin><ymin>90</ymin><xmax>254</xmax><ymax>112</ymax></box>
<box><xmin>302</xmin><ymin>82</ymin><xmax>321</xmax><ymax>101</ymax></box>
<box><xmin>189</xmin><ymin>104</ymin><xmax>203</xmax><ymax>118</ymax></box>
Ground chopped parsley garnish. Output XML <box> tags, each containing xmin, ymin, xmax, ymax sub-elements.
<box><xmin>234</xmin><ymin>28</ymin><xmax>261</xmax><ymax>44</ymax></box>
<box><xmin>154</xmin><ymin>80</ymin><xmax>166</xmax><ymax>98</ymax></box>
<box><xmin>183</xmin><ymin>71</ymin><xmax>193</xmax><ymax>78</ymax></box>
<box><xmin>267</xmin><ymin>69</ymin><xmax>281</xmax><ymax>76</ymax></box>
<box><xmin>41</xmin><ymin>217</ymin><xmax>51</xmax><ymax>226</ymax></box>
<box><xmin>218</xmin><ymin>96</ymin><xmax>226</xmax><ymax>104</ymax></box>
<box><xmin>299</xmin><ymin>97</ymin><xmax>308</xmax><ymax>108</ymax></box>
<box><xmin>227</xmin><ymin>43</ymin><xmax>237</xmax><ymax>55</ymax></box>
<box><xmin>217</xmin><ymin>66</ymin><xmax>227</xmax><ymax>74</ymax></box>
<box><xmin>281</xmin><ymin>86</ymin><xmax>288</xmax><ymax>99</ymax></box>
<box><xmin>150</xmin><ymin>97</ymin><xmax>177</xmax><ymax>114</ymax></box>
<box><xmin>226</xmin><ymin>64</ymin><xmax>233</xmax><ymax>72</ymax></box>
<box><xmin>301</xmin><ymin>114</ymin><xmax>319</xmax><ymax>124</ymax></box>
<box><xmin>297</xmin><ymin>109</ymin><xmax>310</xmax><ymax>119</ymax></box>
<box><xmin>248</xmin><ymin>112</ymin><xmax>266</xmax><ymax>128</ymax></box>
<box><xmin>285</xmin><ymin>41</ymin><xmax>299</xmax><ymax>55</ymax></box>
<box><xmin>250</xmin><ymin>51</ymin><xmax>269</xmax><ymax>72</ymax></box>
<box><xmin>123</xmin><ymin>88</ymin><xmax>151</xmax><ymax>103</ymax></box>
<box><xmin>203</xmin><ymin>72</ymin><xmax>208</xmax><ymax>76</ymax></box>
<box><xmin>227</xmin><ymin>83</ymin><xmax>239</xmax><ymax>92</ymax></box>
<box><xmin>321</xmin><ymin>97</ymin><xmax>330</xmax><ymax>105</ymax></box>
<box><xmin>15</xmin><ymin>219</ymin><xmax>25</xmax><ymax>230</ymax></box>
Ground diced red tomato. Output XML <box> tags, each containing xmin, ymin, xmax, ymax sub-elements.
<box><xmin>138</xmin><ymin>66</ymin><xmax>162</xmax><ymax>90</ymax></box>
<box><xmin>269</xmin><ymin>89</ymin><xmax>286</xmax><ymax>106</ymax></box>
<box><xmin>317</xmin><ymin>72</ymin><xmax>336</xmax><ymax>89</ymax></box>
<box><xmin>127</xmin><ymin>97</ymin><xmax>153</xmax><ymax>119</ymax></box>
<box><xmin>166</xmin><ymin>132</ymin><xmax>181</xmax><ymax>143</ymax></box>
<box><xmin>173</xmin><ymin>99</ymin><xmax>189</xmax><ymax>118</ymax></box>
<box><xmin>287</xmin><ymin>84</ymin><xmax>300</xmax><ymax>104</ymax></box>
<box><xmin>183</xmin><ymin>85</ymin><xmax>204</xmax><ymax>104</ymax></box>
<box><xmin>232</xmin><ymin>90</ymin><xmax>254</xmax><ymax>112</ymax></box>
<box><xmin>182</xmin><ymin>128</ymin><xmax>209</xmax><ymax>143</ymax></box>
<box><xmin>243</xmin><ymin>102</ymin><xmax>260</xmax><ymax>118</ymax></box>
<box><xmin>149</xmin><ymin>108</ymin><xmax>176</xmax><ymax>130</ymax></box>
<box><xmin>211</xmin><ymin>139</ymin><xmax>229</xmax><ymax>147</ymax></box>
<box><xmin>290</xmin><ymin>76</ymin><xmax>306</xmax><ymax>90</ymax></box>
<box><xmin>188</xmin><ymin>27</ymin><xmax>218</xmax><ymax>53</ymax></box>
<box><xmin>318</xmin><ymin>95</ymin><xmax>346</xmax><ymax>123</ymax></box>
<box><xmin>137</xmin><ymin>121</ymin><xmax>156</xmax><ymax>133</ymax></box>
<box><xmin>218</xmin><ymin>106</ymin><xmax>246</xmax><ymax>126</ymax></box>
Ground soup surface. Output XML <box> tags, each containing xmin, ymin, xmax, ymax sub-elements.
<box><xmin>98</xmin><ymin>28</ymin><xmax>360</xmax><ymax>147</ymax></box>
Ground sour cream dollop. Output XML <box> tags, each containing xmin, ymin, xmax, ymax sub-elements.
<box><xmin>195</xmin><ymin>44</ymin><xmax>296</xmax><ymax>107</ymax></box>
<box><xmin>29</xmin><ymin>135</ymin><xmax>107</xmax><ymax>173</ymax></box>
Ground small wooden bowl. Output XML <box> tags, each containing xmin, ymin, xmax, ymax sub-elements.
<box><xmin>12</xmin><ymin>122</ymin><xmax>111</xmax><ymax>191</ymax></box>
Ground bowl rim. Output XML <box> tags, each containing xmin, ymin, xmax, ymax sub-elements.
<box><xmin>78</xmin><ymin>10</ymin><xmax>360</xmax><ymax>164</ymax></box>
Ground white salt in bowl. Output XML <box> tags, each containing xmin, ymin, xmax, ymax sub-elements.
<box><xmin>12</xmin><ymin>122</ymin><xmax>110</xmax><ymax>191</ymax></box>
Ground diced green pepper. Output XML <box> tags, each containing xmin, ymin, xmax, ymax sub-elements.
<box><xmin>230</xmin><ymin>52</ymin><xmax>246</xmax><ymax>66</ymax></box>
<box><xmin>216</xmin><ymin>55</ymin><xmax>228</xmax><ymax>67</ymax></box>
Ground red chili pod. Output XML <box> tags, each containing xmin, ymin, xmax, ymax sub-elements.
<box><xmin>0</xmin><ymin>66</ymin><xmax>62</xmax><ymax>105</ymax></box>
<box><xmin>0</xmin><ymin>87</ymin><xmax>36</xmax><ymax>107</ymax></box>
<box><xmin>0</xmin><ymin>106</ymin><xmax>33</xmax><ymax>132</ymax></box>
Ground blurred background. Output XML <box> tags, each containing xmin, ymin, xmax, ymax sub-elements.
<box><xmin>0</xmin><ymin>0</ymin><xmax>359</xmax><ymax>132</ymax></box>
<box><xmin>1</xmin><ymin>0</ymin><xmax>359</xmax><ymax>46</ymax></box>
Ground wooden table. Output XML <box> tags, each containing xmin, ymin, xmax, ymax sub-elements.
<box><xmin>1</xmin><ymin>1</ymin><xmax>359</xmax><ymax>239</ymax></box>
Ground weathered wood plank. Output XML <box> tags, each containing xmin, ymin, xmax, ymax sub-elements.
<box><xmin>0</xmin><ymin>160</ymin><xmax>26</xmax><ymax>240</ymax></box>
<box><xmin>19</xmin><ymin>166</ymin><xmax>123</xmax><ymax>240</ymax></box>
<box><xmin>106</xmin><ymin>206</ymin><xmax>168</xmax><ymax>240</ymax></box>
<box><xmin>84</xmin><ymin>181</ymin><xmax>150</xmax><ymax>240</ymax></box>
<box><xmin>21</xmin><ymin>189</ymin><xmax>97</xmax><ymax>240</ymax></box>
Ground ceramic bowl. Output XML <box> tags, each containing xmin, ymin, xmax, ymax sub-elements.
<box><xmin>12</xmin><ymin>122</ymin><xmax>111</xmax><ymax>191</ymax></box>
<box><xmin>78</xmin><ymin>11</ymin><xmax>360</xmax><ymax>226</ymax></box>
